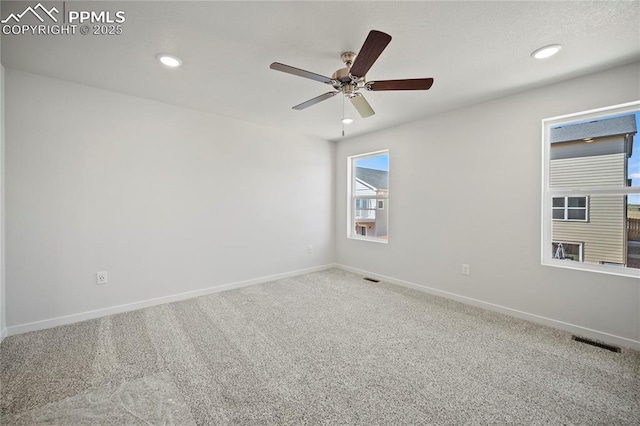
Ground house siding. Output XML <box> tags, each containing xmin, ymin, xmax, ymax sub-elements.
<box><xmin>374</xmin><ymin>189</ymin><xmax>388</xmax><ymax>238</ymax></box>
<box><xmin>550</xmin><ymin>152</ymin><xmax>626</xmax><ymax>188</ymax></box>
<box><xmin>550</xmin><ymin>152</ymin><xmax>626</xmax><ymax>264</ymax></box>
<box><xmin>552</xmin><ymin>195</ymin><xmax>626</xmax><ymax>264</ymax></box>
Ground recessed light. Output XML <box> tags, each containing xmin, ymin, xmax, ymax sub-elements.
<box><xmin>157</xmin><ymin>54</ymin><xmax>182</xmax><ymax>68</ymax></box>
<box><xmin>531</xmin><ymin>44</ymin><xmax>562</xmax><ymax>59</ymax></box>
<box><xmin>341</xmin><ymin>117</ymin><xmax>354</xmax><ymax>124</ymax></box>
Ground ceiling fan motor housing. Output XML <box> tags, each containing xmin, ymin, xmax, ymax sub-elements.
<box><xmin>333</xmin><ymin>52</ymin><xmax>366</xmax><ymax>94</ymax></box>
<box><xmin>331</xmin><ymin>67</ymin><xmax>350</xmax><ymax>82</ymax></box>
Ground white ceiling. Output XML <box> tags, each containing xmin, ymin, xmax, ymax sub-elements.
<box><xmin>2</xmin><ymin>1</ymin><xmax>639</xmax><ymax>141</ymax></box>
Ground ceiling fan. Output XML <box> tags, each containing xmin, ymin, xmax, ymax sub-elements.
<box><xmin>270</xmin><ymin>30</ymin><xmax>434</xmax><ymax>119</ymax></box>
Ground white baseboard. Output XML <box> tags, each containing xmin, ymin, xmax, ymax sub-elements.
<box><xmin>7</xmin><ymin>263</ymin><xmax>337</xmax><ymax>337</ymax></box>
<box><xmin>337</xmin><ymin>264</ymin><xmax>640</xmax><ymax>351</ymax></box>
<box><xmin>0</xmin><ymin>327</ymin><xmax>7</xmax><ymax>343</ymax></box>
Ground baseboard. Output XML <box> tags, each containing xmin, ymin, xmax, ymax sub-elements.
<box><xmin>337</xmin><ymin>264</ymin><xmax>640</xmax><ymax>351</ymax></box>
<box><xmin>7</xmin><ymin>263</ymin><xmax>337</xmax><ymax>337</ymax></box>
<box><xmin>0</xmin><ymin>327</ymin><xmax>7</xmax><ymax>343</ymax></box>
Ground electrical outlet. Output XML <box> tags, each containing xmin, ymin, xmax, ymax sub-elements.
<box><xmin>462</xmin><ymin>264</ymin><xmax>470</xmax><ymax>276</ymax></box>
<box><xmin>96</xmin><ymin>271</ymin><xmax>108</xmax><ymax>285</ymax></box>
<box><xmin>307</xmin><ymin>245</ymin><xmax>313</xmax><ymax>254</ymax></box>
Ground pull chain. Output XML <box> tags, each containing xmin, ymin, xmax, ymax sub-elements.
<box><xmin>342</xmin><ymin>95</ymin><xmax>345</xmax><ymax>137</ymax></box>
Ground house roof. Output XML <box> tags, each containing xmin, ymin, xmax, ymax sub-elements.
<box><xmin>550</xmin><ymin>114</ymin><xmax>637</xmax><ymax>144</ymax></box>
<box><xmin>356</xmin><ymin>168</ymin><xmax>388</xmax><ymax>190</ymax></box>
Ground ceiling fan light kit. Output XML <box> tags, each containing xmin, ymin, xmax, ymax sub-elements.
<box><xmin>270</xmin><ymin>30</ymin><xmax>434</xmax><ymax>121</ymax></box>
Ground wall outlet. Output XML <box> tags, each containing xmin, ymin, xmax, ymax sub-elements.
<box><xmin>96</xmin><ymin>271</ymin><xmax>108</xmax><ymax>285</ymax></box>
<box><xmin>462</xmin><ymin>264</ymin><xmax>470</xmax><ymax>276</ymax></box>
<box><xmin>307</xmin><ymin>245</ymin><xmax>313</xmax><ymax>254</ymax></box>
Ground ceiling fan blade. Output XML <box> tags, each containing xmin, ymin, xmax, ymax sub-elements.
<box><xmin>349</xmin><ymin>30</ymin><xmax>392</xmax><ymax>78</ymax></box>
<box><xmin>292</xmin><ymin>92</ymin><xmax>339</xmax><ymax>110</ymax></box>
<box><xmin>350</xmin><ymin>94</ymin><xmax>375</xmax><ymax>118</ymax></box>
<box><xmin>270</xmin><ymin>62</ymin><xmax>334</xmax><ymax>85</ymax></box>
<box><xmin>367</xmin><ymin>78</ymin><xmax>434</xmax><ymax>91</ymax></box>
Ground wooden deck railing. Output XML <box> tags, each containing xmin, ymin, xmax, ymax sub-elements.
<box><xmin>628</xmin><ymin>218</ymin><xmax>640</xmax><ymax>241</ymax></box>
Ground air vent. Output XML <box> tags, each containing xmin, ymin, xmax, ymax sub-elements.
<box><xmin>363</xmin><ymin>277</ymin><xmax>380</xmax><ymax>283</ymax></box>
<box><xmin>571</xmin><ymin>335</ymin><xmax>621</xmax><ymax>353</ymax></box>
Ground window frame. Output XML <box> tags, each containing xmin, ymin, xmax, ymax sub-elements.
<box><xmin>541</xmin><ymin>100</ymin><xmax>640</xmax><ymax>278</ymax></box>
<box><xmin>552</xmin><ymin>196</ymin><xmax>589</xmax><ymax>222</ymax></box>
<box><xmin>347</xmin><ymin>149</ymin><xmax>389</xmax><ymax>243</ymax></box>
<box><xmin>552</xmin><ymin>241</ymin><xmax>584</xmax><ymax>262</ymax></box>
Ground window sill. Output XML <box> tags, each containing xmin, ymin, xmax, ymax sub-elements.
<box><xmin>347</xmin><ymin>235</ymin><xmax>389</xmax><ymax>244</ymax></box>
<box><xmin>542</xmin><ymin>258</ymin><xmax>640</xmax><ymax>279</ymax></box>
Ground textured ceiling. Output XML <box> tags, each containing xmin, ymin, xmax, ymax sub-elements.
<box><xmin>2</xmin><ymin>1</ymin><xmax>639</xmax><ymax>141</ymax></box>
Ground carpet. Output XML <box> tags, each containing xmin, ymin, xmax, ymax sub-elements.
<box><xmin>1</xmin><ymin>268</ymin><xmax>639</xmax><ymax>424</ymax></box>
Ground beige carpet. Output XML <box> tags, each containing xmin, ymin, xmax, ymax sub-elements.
<box><xmin>1</xmin><ymin>268</ymin><xmax>639</xmax><ymax>425</ymax></box>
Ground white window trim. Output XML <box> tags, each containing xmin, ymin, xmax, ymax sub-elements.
<box><xmin>552</xmin><ymin>241</ymin><xmax>584</xmax><ymax>262</ymax></box>
<box><xmin>347</xmin><ymin>149</ymin><xmax>389</xmax><ymax>243</ymax></box>
<box><xmin>541</xmin><ymin>100</ymin><xmax>640</xmax><ymax>278</ymax></box>
<box><xmin>551</xmin><ymin>196</ymin><xmax>589</xmax><ymax>222</ymax></box>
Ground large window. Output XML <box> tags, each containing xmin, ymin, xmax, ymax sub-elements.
<box><xmin>348</xmin><ymin>150</ymin><xmax>389</xmax><ymax>242</ymax></box>
<box><xmin>542</xmin><ymin>101</ymin><xmax>640</xmax><ymax>277</ymax></box>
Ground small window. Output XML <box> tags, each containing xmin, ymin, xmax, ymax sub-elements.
<box><xmin>552</xmin><ymin>241</ymin><xmax>584</xmax><ymax>262</ymax></box>
<box><xmin>552</xmin><ymin>197</ymin><xmax>588</xmax><ymax>221</ymax></box>
<box><xmin>348</xmin><ymin>150</ymin><xmax>389</xmax><ymax>242</ymax></box>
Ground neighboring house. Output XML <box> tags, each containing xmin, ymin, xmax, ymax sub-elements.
<box><xmin>550</xmin><ymin>114</ymin><xmax>637</xmax><ymax>265</ymax></box>
<box><xmin>354</xmin><ymin>167</ymin><xmax>388</xmax><ymax>238</ymax></box>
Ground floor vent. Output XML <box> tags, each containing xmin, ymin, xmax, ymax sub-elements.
<box><xmin>571</xmin><ymin>335</ymin><xmax>621</xmax><ymax>353</ymax></box>
<box><xmin>363</xmin><ymin>277</ymin><xmax>380</xmax><ymax>283</ymax></box>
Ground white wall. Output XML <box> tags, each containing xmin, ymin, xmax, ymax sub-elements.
<box><xmin>336</xmin><ymin>62</ymin><xmax>640</xmax><ymax>349</ymax></box>
<box><xmin>5</xmin><ymin>63</ymin><xmax>639</xmax><ymax>349</ymax></box>
<box><xmin>0</xmin><ymin>62</ymin><xmax>6</xmax><ymax>342</ymax></box>
<box><xmin>5</xmin><ymin>69</ymin><xmax>335</xmax><ymax>330</ymax></box>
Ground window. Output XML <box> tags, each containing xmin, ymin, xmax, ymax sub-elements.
<box><xmin>348</xmin><ymin>150</ymin><xmax>389</xmax><ymax>242</ymax></box>
<box><xmin>542</xmin><ymin>101</ymin><xmax>640</xmax><ymax>277</ymax></box>
<box><xmin>552</xmin><ymin>241</ymin><xmax>584</xmax><ymax>262</ymax></box>
<box><xmin>552</xmin><ymin>197</ymin><xmax>588</xmax><ymax>221</ymax></box>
